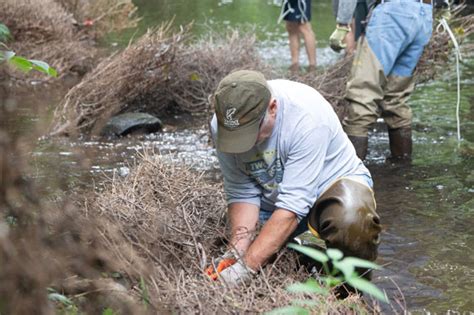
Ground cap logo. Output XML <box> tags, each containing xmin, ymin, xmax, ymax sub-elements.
<box><xmin>224</xmin><ymin>107</ymin><xmax>240</xmax><ymax>128</ymax></box>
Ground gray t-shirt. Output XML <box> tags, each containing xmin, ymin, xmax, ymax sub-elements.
<box><xmin>210</xmin><ymin>80</ymin><xmax>370</xmax><ymax>219</ymax></box>
<box><xmin>332</xmin><ymin>0</ymin><xmax>375</xmax><ymax>24</ymax></box>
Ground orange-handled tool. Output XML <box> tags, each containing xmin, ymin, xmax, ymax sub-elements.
<box><xmin>205</xmin><ymin>258</ymin><xmax>237</xmax><ymax>280</ymax></box>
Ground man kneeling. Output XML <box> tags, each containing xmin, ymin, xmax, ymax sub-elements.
<box><xmin>207</xmin><ymin>70</ymin><xmax>381</xmax><ymax>287</ymax></box>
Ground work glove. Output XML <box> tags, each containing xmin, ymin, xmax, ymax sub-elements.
<box><xmin>435</xmin><ymin>0</ymin><xmax>451</xmax><ymax>23</ymax></box>
<box><xmin>437</xmin><ymin>7</ymin><xmax>451</xmax><ymax>23</ymax></box>
<box><xmin>329</xmin><ymin>25</ymin><xmax>350</xmax><ymax>52</ymax></box>
<box><xmin>217</xmin><ymin>259</ymin><xmax>257</xmax><ymax>287</ymax></box>
<box><xmin>205</xmin><ymin>250</ymin><xmax>238</xmax><ymax>281</ymax></box>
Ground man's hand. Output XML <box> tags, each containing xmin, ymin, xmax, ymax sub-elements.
<box><xmin>437</xmin><ymin>7</ymin><xmax>451</xmax><ymax>23</ymax></box>
<box><xmin>218</xmin><ymin>259</ymin><xmax>256</xmax><ymax>287</ymax></box>
<box><xmin>329</xmin><ymin>24</ymin><xmax>350</xmax><ymax>52</ymax></box>
<box><xmin>435</xmin><ymin>0</ymin><xmax>451</xmax><ymax>23</ymax></box>
<box><xmin>205</xmin><ymin>250</ymin><xmax>238</xmax><ymax>281</ymax></box>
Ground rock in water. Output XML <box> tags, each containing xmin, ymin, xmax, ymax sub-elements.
<box><xmin>101</xmin><ymin>113</ymin><xmax>163</xmax><ymax>137</ymax></box>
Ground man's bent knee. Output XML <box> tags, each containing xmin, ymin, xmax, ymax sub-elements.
<box><xmin>307</xmin><ymin>178</ymin><xmax>381</xmax><ymax>261</ymax></box>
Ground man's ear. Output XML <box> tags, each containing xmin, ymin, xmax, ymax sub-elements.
<box><xmin>269</xmin><ymin>98</ymin><xmax>277</xmax><ymax>115</ymax></box>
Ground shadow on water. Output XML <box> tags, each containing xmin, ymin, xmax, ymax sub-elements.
<box><xmin>2</xmin><ymin>0</ymin><xmax>474</xmax><ymax>312</ymax></box>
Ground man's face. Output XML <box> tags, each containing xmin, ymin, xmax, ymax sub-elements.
<box><xmin>256</xmin><ymin>98</ymin><xmax>277</xmax><ymax>144</ymax></box>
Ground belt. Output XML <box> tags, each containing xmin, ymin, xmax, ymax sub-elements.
<box><xmin>380</xmin><ymin>0</ymin><xmax>432</xmax><ymax>4</ymax></box>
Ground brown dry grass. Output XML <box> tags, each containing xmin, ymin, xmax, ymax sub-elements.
<box><xmin>49</xmin><ymin>23</ymin><xmax>189</xmax><ymax>137</ymax></box>
<box><xmin>49</xmin><ymin>26</ymin><xmax>271</xmax><ymax>137</ymax></box>
<box><xmin>0</xmin><ymin>0</ymin><xmax>97</xmax><ymax>82</ymax></box>
<box><xmin>0</xmin><ymin>0</ymin><xmax>139</xmax><ymax>83</ymax></box>
<box><xmin>85</xmin><ymin>150</ymin><xmax>375</xmax><ymax>313</ymax></box>
<box><xmin>167</xmin><ymin>30</ymin><xmax>273</xmax><ymax>114</ymax></box>
<box><xmin>56</xmin><ymin>0</ymin><xmax>140</xmax><ymax>36</ymax></box>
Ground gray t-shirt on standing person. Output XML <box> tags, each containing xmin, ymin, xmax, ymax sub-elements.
<box><xmin>210</xmin><ymin>80</ymin><xmax>370</xmax><ymax>220</ymax></box>
<box><xmin>332</xmin><ymin>0</ymin><xmax>375</xmax><ymax>24</ymax></box>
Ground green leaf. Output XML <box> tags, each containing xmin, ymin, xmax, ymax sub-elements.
<box><xmin>332</xmin><ymin>260</ymin><xmax>355</xmax><ymax>278</ymax></box>
<box><xmin>189</xmin><ymin>72</ymin><xmax>200</xmax><ymax>81</ymax></box>
<box><xmin>340</xmin><ymin>257</ymin><xmax>382</xmax><ymax>270</ymax></box>
<box><xmin>0</xmin><ymin>23</ymin><xmax>11</xmax><ymax>42</ymax></box>
<box><xmin>2</xmin><ymin>53</ymin><xmax>57</xmax><ymax>77</ymax></box>
<box><xmin>266</xmin><ymin>305</ymin><xmax>310</xmax><ymax>315</ymax></box>
<box><xmin>346</xmin><ymin>277</ymin><xmax>388</xmax><ymax>303</ymax></box>
<box><xmin>286</xmin><ymin>278</ymin><xmax>328</xmax><ymax>295</ymax></box>
<box><xmin>8</xmin><ymin>55</ymin><xmax>33</xmax><ymax>72</ymax></box>
<box><xmin>48</xmin><ymin>292</ymin><xmax>73</xmax><ymax>306</ymax></box>
<box><xmin>326</xmin><ymin>248</ymin><xmax>343</xmax><ymax>261</ymax></box>
<box><xmin>102</xmin><ymin>308</ymin><xmax>116</xmax><ymax>315</ymax></box>
<box><xmin>139</xmin><ymin>276</ymin><xmax>150</xmax><ymax>306</ymax></box>
<box><xmin>287</xmin><ymin>243</ymin><xmax>329</xmax><ymax>264</ymax></box>
<box><xmin>321</xmin><ymin>276</ymin><xmax>342</xmax><ymax>288</ymax></box>
<box><xmin>30</xmin><ymin>59</ymin><xmax>57</xmax><ymax>77</ymax></box>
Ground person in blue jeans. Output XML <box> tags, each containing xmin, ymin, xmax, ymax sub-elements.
<box><xmin>342</xmin><ymin>0</ymin><xmax>433</xmax><ymax>161</ymax></box>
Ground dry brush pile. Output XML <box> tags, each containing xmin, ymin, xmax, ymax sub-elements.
<box><xmin>0</xmin><ymin>0</ymin><xmax>139</xmax><ymax>83</ymax></box>
<box><xmin>55</xmin><ymin>0</ymin><xmax>140</xmax><ymax>36</ymax></box>
<box><xmin>0</xmin><ymin>0</ymin><xmax>96</xmax><ymax>82</ymax></box>
<box><xmin>49</xmin><ymin>25</ymin><xmax>271</xmax><ymax>137</ymax></box>
<box><xmin>77</xmin><ymin>151</ymin><xmax>373</xmax><ymax>313</ymax></box>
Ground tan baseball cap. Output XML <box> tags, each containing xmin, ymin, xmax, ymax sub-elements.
<box><xmin>214</xmin><ymin>70</ymin><xmax>271</xmax><ymax>153</ymax></box>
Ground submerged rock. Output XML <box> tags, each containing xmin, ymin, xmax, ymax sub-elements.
<box><xmin>101</xmin><ymin>113</ymin><xmax>162</xmax><ymax>138</ymax></box>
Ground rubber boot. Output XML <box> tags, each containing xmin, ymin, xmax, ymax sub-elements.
<box><xmin>307</xmin><ymin>178</ymin><xmax>381</xmax><ymax>299</ymax></box>
<box><xmin>388</xmin><ymin>127</ymin><xmax>412</xmax><ymax>161</ymax></box>
<box><xmin>348</xmin><ymin>136</ymin><xmax>368</xmax><ymax>160</ymax></box>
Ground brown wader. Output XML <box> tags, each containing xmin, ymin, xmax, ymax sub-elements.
<box><xmin>305</xmin><ymin>177</ymin><xmax>381</xmax><ymax>297</ymax></box>
<box><xmin>308</xmin><ymin>177</ymin><xmax>381</xmax><ymax>262</ymax></box>
<box><xmin>343</xmin><ymin>37</ymin><xmax>415</xmax><ymax>160</ymax></box>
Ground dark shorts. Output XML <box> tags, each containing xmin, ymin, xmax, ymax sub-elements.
<box><xmin>283</xmin><ymin>0</ymin><xmax>312</xmax><ymax>22</ymax></box>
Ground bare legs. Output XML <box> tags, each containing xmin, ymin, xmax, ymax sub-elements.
<box><xmin>286</xmin><ymin>21</ymin><xmax>301</xmax><ymax>68</ymax></box>
<box><xmin>285</xmin><ymin>21</ymin><xmax>317</xmax><ymax>71</ymax></box>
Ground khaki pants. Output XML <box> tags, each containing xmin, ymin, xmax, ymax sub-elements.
<box><xmin>307</xmin><ymin>177</ymin><xmax>381</xmax><ymax>261</ymax></box>
<box><xmin>343</xmin><ymin>38</ymin><xmax>415</xmax><ymax>137</ymax></box>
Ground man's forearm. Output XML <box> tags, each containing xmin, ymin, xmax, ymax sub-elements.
<box><xmin>243</xmin><ymin>209</ymin><xmax>298</xmax><ymax>270</ymax></box>
<box><xmin>228</xmin><ymin>202</ymin><xmax>259</xmax><ymax>256</ymax></box>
